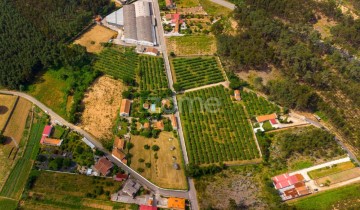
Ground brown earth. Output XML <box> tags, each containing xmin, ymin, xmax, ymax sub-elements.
<box><xmin>74</xmin><ymin>25</ymin><xmax>118</xmax><ymax>53</ymax></box>
<box><xmin>0</xmin><ymin>94</ymin><xmax>18</xmax><ymax>131</ymax></box>
<box><xmin>80</xmin><ymin>76</ymin><xmax>125</xmax><ymax>140</ymax></box>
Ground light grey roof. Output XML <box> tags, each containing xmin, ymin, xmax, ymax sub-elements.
<box><xmin>106</xmin><ymin>8</ymin><xmax>124</xmax><ymax>26</ymax></box>
<box><xmin>124</xmin><ymin>4</ymin><xmax>137</xmax><ymax>40</ymax></box>
<box><xmin>136</xmin><ymin>16</ymin><xmax>153</xmax><ymax>43</ymax></box>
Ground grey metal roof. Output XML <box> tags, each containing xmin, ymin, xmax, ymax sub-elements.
<box><xmin>136</xmin><ymin>16</ymin><xmax>153</xmax><ymax>43</ymax></box>
<box><xmin>123</xmin><ymin>4</ymin><xmax>137</xmax><ymax>40</ymax></box>
<box><xmin>106</xmin><ymin>8</ymin><xmax>124</xmax><ymax>26</ymax></box>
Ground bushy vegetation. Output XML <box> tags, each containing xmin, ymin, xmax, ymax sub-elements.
<box><xmin>139</xmin><ymin>56</ymin><xmax>168</xmax><ymax>91</ymax></box>
<box><xmin>94</xmin><ymin>47</ymin><xmax>138</xmax><ymax>81</ymax></box>
<box><xmin>185</xmin><ymin>163</ymin><xmax>225</xmax><ymax>178</ymax></box>
<box><xmin>241</xmin><ymin>91</ymin><xmax>280</xmax><ymax>116</ymax></box>
<box><xmin>180</xmin><ymin>86</ymin><xmax>259</xmax><ymax>164</ymax></box>
<box><xmin>172</xmin><ymin>57</ymin><xmax>225</xmax><ymax>90</ymax></box>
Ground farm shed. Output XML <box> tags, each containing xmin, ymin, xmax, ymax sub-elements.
<box><xmin>272</xmin><ymin>173</ymin><xmax>304</xmax><ymax>190</ymax></box>
<box><xmin>82</xmin><ymin>137</ymin><xmax>95</xmax><ymax>149</ymax></box>
<box><xmin>94</xmin><ymin>157</ymin><xmax>114</xmax><ymax>176</ymax></box>
<box><xmin>123</xmin><ymin>0</ymin><xmax>156</xmax><ymax>46</ymax></box>
<box><xmin>106</xmin><ymin>8</ymin><xmax>124</xmax><ymax>27</ymax></box>
<box><xmin>120</xmin><ymin>99</ymin><xmax>131</xmax><ymax>117</ymax></box>
<box><xmin>41</xmin><ymin>138</ymin><xmax>63</xmax><ymax>146</ymax></box>
<box><xmin>42</xmin><ymin>125</ymin><xmax>52</xmax><ymax>137</ymax></box>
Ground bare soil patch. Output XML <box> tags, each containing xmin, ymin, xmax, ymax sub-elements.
<box><xmin>0</xmin><ymin>95</ymin><xmax>18</xmax><ymax>131</ymax></box>
<box><xmin>315</xmin><ymin>168</ymin><xmax>360</xmax><ymax>186</ymax></box>
<box><xmin>130</xmin><ymin>132</ymin><xmax>187</xmax><ymax>189</ymax></box>
<box><xmin>3</xmin><ymin>98</ymin><xmax>32</xmax><ymax>145</ymax></box>
<box><xmin>74</xmin><ymin>25</ymin><xmax>118</xmax><ymax>53</ymax></box>
<box><xmin>80</xmin><ymin>76</ymin><xmax>125</xmax><ymax>140</ymax></box>
<box><xmin>237</xmin><ymin>66</ymin><xmax>282</xmax><ymax>85</ymax></box>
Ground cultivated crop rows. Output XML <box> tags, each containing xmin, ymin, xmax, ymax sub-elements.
<box><xmin>139</xmin><ymin>56</ymin><xmax>168</xmax><ymax>91</ymax></box>
<box><xmin>172</xmin><ymin>57</ymin><xmax>225</xmax><ymax>90</ymax></box>
<box><xmin>94</xmin><ymin>47</ymin><xmax>138</xmax><ymax>80</ymax></box>
<box><xmin>241</xmin><ymin>91</ymin><xmax>280</xmax><ymax>116</ymax></box>
<box><xmin>180</xmin><ymin>86</ymin><xmax>259</xmax><ymax>165</ymax></box>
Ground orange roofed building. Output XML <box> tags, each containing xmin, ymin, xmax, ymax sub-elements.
<box><xmin>167</xmin><ymin>197</ymin><xmax>185</xmax><ymax>210</ymax></box>
<box><xmin>42</xmin><ymin>138</ymin><xmax>63</xmax><ymax>146</ymax></box>
<box><xmin>155</xmin><ymin>120</ymin><xmax>164</xmax><ymax>130</ymax></box>
<box><xmin>256</xmin><ymin>113</ymin><xmax>277</xmax><ymax>123</ymax></box>
<box><xmin>94</xmin><ymin>157</ymin><xmax>114</xmax><ymax>176</ymax></box>
<box><xmin>120</xmin><ymin>99</ymin><xmax>131</xmax><ymax>117</ymax></box>
<box><xmin>234</xmin><ymin>90</ymin><xmax>241</xmax><ymax>101</ymax></box>
<box><xmin>171</xmin><ymin>114</ymin><xmax>177</xmax><ymax>130</ymax></box>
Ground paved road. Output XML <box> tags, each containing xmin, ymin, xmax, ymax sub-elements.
<box><xmin>152</xmin><ymin>0</ymin><xmax>199</xmax><ymax>209</ymax></box>
<box><xmin>0</xmin><ymin>90</ymin><xmax>190</xmax><ymax>199</ymax></box>
<box><xmin>210</xmin><ymin>0</ymin><xmax>235</xmax><ymax>10</ymax></box>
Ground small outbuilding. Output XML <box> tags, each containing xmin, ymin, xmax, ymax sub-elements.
<box><xmin>120</xmin><ymin>99</ymin><xmax>131</xmax><ymax>117</ymax></box>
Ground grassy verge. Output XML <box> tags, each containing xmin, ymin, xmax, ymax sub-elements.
<box><xmin>199</xmin><ymin>0</ymin><xmax>232</xmax><ymax>16</ymax></box>
<box><xmin>308</xmin><ymin>161</ymin><xmax>355</xmax><ymax>179</ymax></box>
<box><xmin>0</xmin><ymin>197</ymin><xmax>18</xmax><ymax>210</ymax></box>
<box><xmin>291</xmin><ymin>183</ymin><xmax>360</xmax><ymax>210</ymax></box>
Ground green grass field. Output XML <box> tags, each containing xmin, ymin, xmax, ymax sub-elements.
<box><xmin>172</xmin><ymin>57</ymin><xmax>225</xmax><ymax>90</ymax></box>
<box><xmin>199</xmin><ymin>0</ymin><xmax>232</xmax><ymax>16</ymax></box>
<box><xmin>26</xmin><ymin>69</ymin><xmax>70</xmax><ymax>119</ymax></box>
<box><xmin>167</xmin><ymin>35</ymin><xmax>216</xmax><ymax>56</ymax></box>
<box><xmin>290</xmin><ymin>160</ymin><xmax>314</xmax><ymax>170</ymax></box>
<box><xmin>94</xmin><ymin>47</ymin><xmax>138</xmax><ymax>80</ymax></box>
<box><xmin>0</xmin><ymin>197</ymin><xmax>18</xmax><ymax>210</ymax></box>
<box><xmin>0</xmin><ymin>115</ymin><xmax>46</xmax><ymax>199</ymax></box>
<box><xmin>292</xmin><ymin>183</ymin><xmax>360</xmax><ymax>210</ymax></box>
<box><xmin>308</xmin><ymin>161</ymin><xmax>355</xmax><ymax>179</ymax></box>
<box><xmin>21</xmin><ymin>170</ymin><xmax>129</xmax><ymax>209</ymax></box>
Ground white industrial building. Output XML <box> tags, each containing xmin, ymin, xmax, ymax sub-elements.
<box><xmin>105</xmin><ymin>9</ymin><xmax>124</xmax><ymax>27</ymax></box>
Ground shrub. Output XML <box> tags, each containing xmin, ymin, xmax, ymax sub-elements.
<box><xmin>152</xmin><ymin>145</ymin><xmax>160</xmax><ymax>151</ymax></box>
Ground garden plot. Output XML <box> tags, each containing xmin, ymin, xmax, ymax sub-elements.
<box><xmin>0</xmin><ymin>94</ymin><xmax>18</xmax><ymax>131</ymax></box>
<box><xmin>241</xmin><ymin>91</ymin><xmax>280</xmax><ymax>117</ymax></box>
<box><xmin>179</xmin><ymin>86</ymin><xmax>260</xmax><ymax>165</ymax></box>
<box><xmin>139</xmin><ymin>56</ymin><xmax>168</xmax><ymax>92</ymax></box>
<box><xmin>315</xmin><ymin>168</ymin><xmax>360</xmax><ymax>186</ymax></box>
<box><xmin>74</xmin><ymin>25</ymin><xmax>117</xmax><ymax>53</ymax></box>
<box><xmin>80</xmin><ymin>76</ymin><xmax>124</xmax><ymax>140</ymax></box>
<box><xmin>166</xmin><ymin>35</ymin><xmax>216</xmax><ymax>56</ymax></box>
<box><xmin>172</xmin><ymin>57</ymin><xmax>225</xmax><ymax>90</ymax></box>
<box><xmin>94</xmin><ymin>47</ymin><xmax>138</xmax><ymax>80</ymax></box>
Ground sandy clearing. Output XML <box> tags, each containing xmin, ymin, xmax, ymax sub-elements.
<box><xmin>80</xmin><ymin>76</ymin><xmax>125</xmax><ymax>140</ymax></box>
<box><xmin>74</xmin><ymin>25</ymin><xmax>118</xmax><ymax>53</ymax></box>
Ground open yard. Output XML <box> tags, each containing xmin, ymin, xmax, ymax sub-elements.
<box><xmin>0</xmin><ymin>94</ymin><xmax>18</xmax><ymax>131</ymax></box>
<box><xmin>166</xmin><ymin>35</ymin><xmax>217</xmax><ymax>56</ymax></box>
<box><xmin>21</xmin><ymin>170</ymin><xmax>128</xmax><ymax>209</ymax></box>
<box><xmin>74</xmin><ymin>25</ymin><xmax>117</xmax><ymax>53</ymax></box>
<box><xmin>94</xmin><ymin>47</ymin><xmax>138</xmax><ymax>80</ymax></box>
<box><xmin>308</xmin><ymin>161</ymin><xmax>355</xmax><ymax>179</ymax></box>
<box><xmin>179</xmin><ymin>86</ymin><xmax>260</xmax><ymax>165</ymax></box>
<box><xmin>315</xmin><ymin>167</ymin><xmax>360</xmax><ymax>186</ymax></box>
<box><xmin>139</xmin><ymin>56</ymin><xmax>168</xmax><ymax>92</ymax></box>
<box><xmin>80</xmin><ymin>76</ymin><xmax>125</xmax><ymax>141</ymax></box>
<box><xmin>129</xmin><ymin>132</ymin><xmax>188</xmax><ymax>190</ymax></box>
<box><xmin>291</xmin><ymin>182</ymin><xmax>360</xmax><ymax>210</ymax></box>
<box><xmin>26</xmin><ymin>69</ymin><xmax>70</xmax><ymax>119</ymax></box>
<box><xmin>172</xmin><ymin>57</ymin><xmax>225</xmax><ymax>90</ymax></box>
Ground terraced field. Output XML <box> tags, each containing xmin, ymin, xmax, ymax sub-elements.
<box><xmin>139</xmin><ymin>56</ymin><xmax>168</xmax><ymax>91</ymax></box>
<box><xmin>172</xmin><ymin>57</ymin><xmax>225</xmax><ymax>90</ymax></box>
<box><xmin>94</xmin><ymin>47</ymin><xmax>138</xmax><ymax>80</ymax></box>
<box><xmin>179</xmin><ymin>86</ymin><xmax>259</xmax><ymax>165</ymax></box>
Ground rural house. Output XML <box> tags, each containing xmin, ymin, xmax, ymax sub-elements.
<box><xmin>122</xmin><ymin>179</ymin><xmax>141</xmax><ymax>197</ymax></box>
<box><xmin>93</xmin><ymin>157</ymin><xmax>114</xmax><ymax>176</ymax></box>
<box><xmin>144</xmin><ymin>47</ymin><xmax>159</xmax><ymax>56</ymax></box>
<box><xmin>234</xmin><ymin>90</ymin><xmax>241</xmax><ymax>101</ymax></box>
<box><xmin>167</xmin><ymin>197</ymin><xmax>185</xmax><ymax>210</ymax></box>
<box><xmin>256</xmin><ymin>113</ymin><xmax>277</xmax><ymax>123</ymax></box>
<box><xmin>40</xmin><ymin>125</ymin><xmax>63</xmax><ymax>146</ymax></box>
<box><xmin>155</xmin><ymin>120</ymin><xmax>164</xmax><ymax>130</ymax></box>
<box><xmin>114</xmin><ymin>137</ymin><xmax>126</xmax><ymax>150</ymax></box>
<box><xmin>165</xmin><ymin>0</ymin><xmax>175</xmax><ymax>9</ymax></box>
<box><xmin>120</xmin><ymin>99</ymin><xmax>131</xmax><ymax>117</ymax></box>
<box><xmin>114</xmin><ymin>173</ymin><xmax>128</xmax><ymax>182</ymax></box>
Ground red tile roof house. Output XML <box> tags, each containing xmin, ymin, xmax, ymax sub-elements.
<box><xmin>114</xmin><ymin>173</ymin><xmax>128</xmax><ymax>182</ymax></box>
<box><xmin>272</xmin><ymin>173</ymin><xmax>310</xmax><ymax>201</ymax></box>
<box><xmin>94</xmin><ymin>157</ymin><xmax>114</xmax><ymax>176</ymax></box>
<box><xmin>140</xmin><ymin>205</ymin><xmax>157</xmax><ymax>210</ymax></box>
<box><xmin>234</xmin><ymin>90</ymin><xmax>241</xmax><ymax>101</ymax></box>
<box><xmin>40</xmin><ymin>125</ymin><xmax>63</xmax><ymax>146</ymax></box>
<box><xmin>165</xmin><ymin>0</ymin><xmax>175</xmax><ymax>9</ymax></box>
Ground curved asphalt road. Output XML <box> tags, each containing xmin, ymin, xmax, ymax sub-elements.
<box><xmin>0</xmin><ymin>90</ymin><xmax>190</xmax><ymax>200</ymax></box>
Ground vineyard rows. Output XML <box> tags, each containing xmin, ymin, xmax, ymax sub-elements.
<box><xmin>139</xmin><ymin>56</ymin><xmax>168</xmax><ymax>91</ymax></box>
<box><xmin>179</xmin><ymin>86</ymin><xmax>259</xmax><ymax>165</ymax></box>
<box><xmin>172</xmin><ymin>57</ymin><xmax>225</xmax><ymax>90</ymax></box>
<box><xmin>241</xmin><ymin>91</ymin><xmax>280</xmax><ymax>116</ymax></box>
<box><xmin>94</xmin><ymin>47</ymin><xmax>138</xmax><ymax>80</ymax></box>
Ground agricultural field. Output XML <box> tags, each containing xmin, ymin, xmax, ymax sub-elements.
<box><xmin>139</xmin><ymin>56</ymin><xmax>168</xmax><ymax>92</ymax></box>
<box><xmin>172</xmin><ymin>57</ymin><xmax>225</xmax><ymax>90</ymax></box>
<box><xmin>176</xmin><ymin>0</ymin><xmax>200</xmax><ymax>8</ymax></box>
<box><xmin>26</xmin><ymin>69</ymin><xmax>70</xmax><ymax>119</ymax></box>
<box><xmin>241</xmin><ymin>91</ymin><xmax>280</xmax><ymax>117</ymax></box>
<box><xmin>291</xmin><ymin>183</ymin><xmax>360</xmax><ymax>210</ymax></box>
<box><xmin>129</xmin><ymin>132</ymin><xmax>187</xmax><ymax>190</ymax></box>
<box><xmin>74</xmin><ymin>25</ymin><xmax>117</xmax><ymax>53</ymax></box>
<box><xmin>315</xmin><ymin>167</ymin><xmax>360</xmax><ymax>186</ymax></box>
<box><xmin>20</xmin><ymin>170</ymin><xmax>129</xmax><ymax>209</ymax></box>
<box><xmin>0</xmin><ymin>111</ymin><xmax>46</xmax><ymax>199</ymax></box>
<box><xmin>179</xmin><ymin>86</ymin><xmax>260</xmax><ymax>165</ymax></box>
<box><xmin>308</xmin><ymin>161</ymin><xmax>355</xmax><ymax>179</ymax></box>
<box><xmin>166</xmin><ymin>35</ymin><xmax>216</xmax><ymax>56</ymax></box>
<box><xmin>80</xmin><ymin>76</ymin><xmax>125</xmax><ymax>141</ymax></box>
<box><xmin>0</xmin><ymin>94</ymin><xmax>18</xmax><ymax>131</ymax></box>
<box><xmin>94</xmin><ymin>47</ymin><xmax>138</xmax><ymax>80</ymax></box>
<box><xmin>0</xmin><ymin>197</ymin><xmax>18</xmax><ymax>210</ymax></box>
<box><xmin>199</xmin><ymin>0</ymin><xmax>232</xmax><ymax>17</ymax></box>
